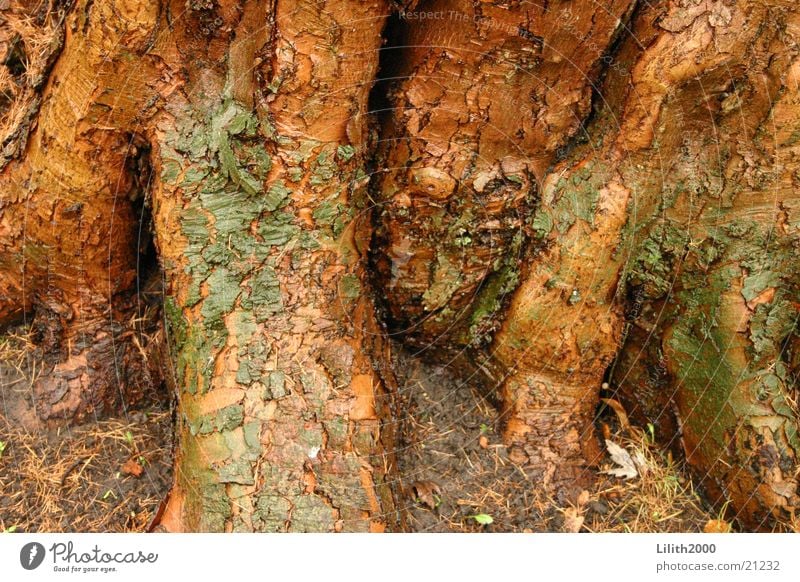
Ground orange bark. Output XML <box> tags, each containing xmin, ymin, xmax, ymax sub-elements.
<box><xmin>1</xmin><ymin>0</ymin><xmax>798</xmax><ymax>532</ymax></box>
<box><xmin>144</xmin><ymin>0</ymin><xmax>400</xmax><ymax>531</ymax></box>
<box><xmin>0</xmin><ymin>0</ymin><xmax>160</xmax><ymax>420</ymax></box>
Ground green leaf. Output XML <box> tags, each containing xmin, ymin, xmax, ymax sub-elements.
<box><xmin>471</xmin><ymin>513</ymin><xmax>493</xmax><ymax>525</ymax></box>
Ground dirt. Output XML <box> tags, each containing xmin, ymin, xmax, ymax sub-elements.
<box><xmin>0</xmin><ymin>329</ymin><xmax>717</xmax><ymax>533</ymax></box>
<box><xmin>393</xmin><ymin>348</ymin><xmax>550</xmax><ymax>531</ymax></box>
<box><xmin>0</xmin><ymin>332</ymin><xmax>173</xmax><ymax>533</ymax></box>
<box><xmin>0</xmin><ymin>409</ymin><xmax>173</xmax><ymax>532</ymax></box>
<box><xmin>392</xmin><ymin>346</ymin><xmax>716</xmax><ymax>532</ymax></box>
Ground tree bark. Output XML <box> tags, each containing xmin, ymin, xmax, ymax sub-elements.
<box><xmin>374</xmin><ymin>0</ymin><xmax>636</xmax><ymax>497</ymax></box>
<box><xmin>146</xmin><ymin>0</ymin><xmax>400</xmax><ymax>532</ymax></box>
<box><xmin>606</xmin><ymin>0</ymin><xmax>800</xmax><ymax>529</ymax></box>
<box><xmin>0</xmin><ymin>0</ymin><xmax>160</xmax><ymax>420</ymax></box>
<box><xmin>375</xmin><ymin>0</ymin><xmax>800</xmax><ymax>524</ymax></box>
<box><xmin>1</xmin><ymin>0</ymin><xmax>798</xmax><ymax>531</ymax></box>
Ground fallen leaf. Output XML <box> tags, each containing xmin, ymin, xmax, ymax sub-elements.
<box><xmin>411</xmin><ymin>480</ymin><xmax>441</xmax><ymax>510</ymax></box>
<box><xmin>601</xmin><ymin>422</ymin><xmax>612</xmax><ymax>441</ymax></box>
<box><xmin>577</xmin><ymin>489</ymin><xmax>590</xmax><ymax>507</ymax></box>
<box><xmin>602</xmin><ymin>439</ymin><xmax>638</xmax><ymax>479</ymax></box>
<box><xmin>632</xmin><ymin>449</ymin><xmax>650</xmax><ymax>476</ymax></box>
<box><xmin>703</xmin><ymin>519</ymin><xmax>731</xmax><ymax>533</ymax></box>
<box><xmin>563</xmin><ymin>507</ymin><xmax>584</xmax><ymax>533</ymax></box>
<box><xmin>601</xmin><ymin>398</ymin><xmax>630</xmax><ymax>430</ymax></box>
<box><xmin>478</xmin><ymin>435</ymin><xmax>489</xmax><ymax>449</ymax></box>
<box><xmin>121</xmin><ymin>458</ymin><xmax>143</xmax><ymax>477</ymax></box>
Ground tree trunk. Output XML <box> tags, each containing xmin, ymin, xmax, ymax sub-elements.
<box><xmin>1</xmin><ymin>0</ymin><xmax>798</xmax><ymax>531</ymax></box>
<box><xmin>494</xmin><ymin>0</ymin><xmax>799</xmax><ymax>527</ymax></box>
<box><xmin>373</xmin><ymin>0</ymin><xmax>637</xmax><ymax>500</ymax></box>
<box><xmin>2</xmin><ymin>0</ymin><xmax>402</xmax><ymax>531</ymax></box>
<box><xmin>0</xmin><ymin>0</ymin><xmax>160</xmax><ymax>420</ymax></box>
<box><xmin>606</xmin><ymin>0</ymin><xmax>800</xmax><ymax>528</ymax></box>
<box><xmin>373</xmin><ymin>0</ymin><xmax>800</xmax><ymax>523</ymax></box>
<box><xmin>147</xmin><ymin>0</ymin><xmax>400</xmax><ymax>532</ymax></box>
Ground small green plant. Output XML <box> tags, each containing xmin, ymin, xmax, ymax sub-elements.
<box><xmin>646</xmin><ymin>423</ymin><xmax>656</xmax><ymax>443</ymax></box>
<box><xmin>3</xmin><ymin>525</ymin><xmax>17</xmax><ymax>533</ymax></box>
<box><xmin>0</xmin><ymin>440</ymin><xmax>6</xmax><ymax>459</ymax></box>
<box><xmin>717</xmin><ymin>500</ymin><xmax>732</xmax><ymax>520</ymax></box>
<box><xmin>471</xmin><ymin>513</ymin><xmax>493</xmax><ymax>525</ymax></box>
<box><xmin>124</xmin><ymin>431</ymin><xmax>134</xmax><ymax>446</ymax></box>
<box><xmin>479</xmin><ymin>423</ymin><xmax>492</xmax><ymax>435</ymax></box>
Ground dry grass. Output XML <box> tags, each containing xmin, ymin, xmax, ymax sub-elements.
<box><xmin>0</xmin><ymin>330</ymin><xmax>172</xmax><ymax>533</ymax></box>
<box><xmin>585</xmin><ymin>417</ymin><xmax>797</xmax><ymax>533</ymax></box>
<box><xmin>580</xmin><ymin>427</ymin><xmax>716</xmax><ymax>533</ymax></box>
<box><xmin>0</xmin><ymin>411</ymin><xmax>172</xmax><ymax>533</ymax></box>
<box><xmin>0</xmin><ymin>331</ymin><xmax>787</xmax><ymax>533</ymax></box>
<box><xmin>394</xmin><ymin>350</ymin><xmax>719</xmax><ymax>533</ymax></box>
<box><xmin>445</xmin><ymin>425</ymin><xmax>718</xmax><ymax>533</ymax></box>
<box><xmin>0</xmin><ymin>329</ymin><xmax>43</xmax><ymax>430</ymax></box>
<box><xmin>0</xmin><ymin>2</ymin><xmax>62</xmax><ymax>86</ymax></box>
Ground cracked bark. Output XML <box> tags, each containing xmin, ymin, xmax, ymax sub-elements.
<box><xmin>375</xmin><ymin>0</ymin><xmax>800</xmax><ymax>526</ymax></box>
<box><xmin>0</xmin><ymin>0</ymin><xmax>161</xmax><ymax>420</ymax></box>
<box><xmin>0</xmin><ymin>0</ymin><xmax>798</xmax><ymax>531</ymax></box>
<box><xmin>148</xmin><ymin>0</ymin><xmax>400</xmax><ymax>532</ymax></box>
<box><xmin>606</xmin><ymin>0</ymin><xmax>800</xmax><ymax>528</ymax></box>
<box><xmin>374</xmin><ymin>0</ymin><xmax>637</xmax><ymax>497</ymax></box>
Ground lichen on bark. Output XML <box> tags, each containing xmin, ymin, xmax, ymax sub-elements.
<box><xmin>146</xmin><ymin>0</ymin><xmax>400</xmax><ymax>532</ymax></box>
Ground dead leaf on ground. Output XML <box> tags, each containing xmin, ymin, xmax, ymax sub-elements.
<box><xmin>703</xmin><ymin>519</ymin><xmax>731</xmax><ymax>533</ymax></box>
<box><xmin>602</xmin><ymin>439</ymin><xmax>638</xmax><ymax>480</ymax></box>
<box><xmin>563</xmin><ymin>507</ymin><xmax>585</xmax><ymax>532</ymax></box>
<box><xmin>577</xmin><ymin>489</ymin><xmax>590</xmax><ymax>507</ymax></box>
<box><xmin>121</xmin><ymin>458</ymin><xmax>144</xmax><ymax>477</ymax></box>
<box><xmin>411</xmin><ymin>480</ymin><xmax>442</xmax><ymax>510</ymax></box>
<box><xmin>632</xmin><ymin>449</ymin><xmax>650</xmax><ymax>476</ymax></box>
<box><xmin>478</xmin><ymin>435</ymin><xmax>489</xmax><ymax>449</ymax></box>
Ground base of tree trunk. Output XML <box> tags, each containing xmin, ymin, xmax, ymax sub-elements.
<box><xmin>2</xmin><ymin>0</ymin><xmax>799</xmax><ymax>532</ymax></box>
<box><xmin>501</xmin><ymin>373</ymin><xmax>601</xmax><ymax>502</ymax></box>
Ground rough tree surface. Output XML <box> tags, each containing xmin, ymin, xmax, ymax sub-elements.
<box><xmin>0</xmin><ymin>0</ymin><xmax>798</xmax><ymax>531</ymax></box>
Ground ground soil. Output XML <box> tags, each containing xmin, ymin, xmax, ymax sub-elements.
<box><xmin>0</xmin><ymin>330</ymin><xmax>173</xmax><ymax>533</ymax></box>
<box><xmin>392</xmin><ymin>347</ymin><xmax>715</xmax><ymax>532</ymax></box>
<box><xmin>1</xmin><ymin>329</ymin><xmax>717</xmax><ymax>533</ymax></box>
<box><xmin>0</xmin><ymin>408</ymin><xmax>173</xmax><ymax>533</ymax></box>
